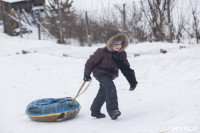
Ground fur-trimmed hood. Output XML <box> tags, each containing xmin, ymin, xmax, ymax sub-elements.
<box><xmin>106</xmin><ymin>30</ymin><xmax>130</xmax><ymax>52</ymax></box>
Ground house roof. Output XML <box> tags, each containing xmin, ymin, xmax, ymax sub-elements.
<box><xmin>1</xmin><ymin>0</ymin><xmax>30</xmax><ymax>3</ymax></box>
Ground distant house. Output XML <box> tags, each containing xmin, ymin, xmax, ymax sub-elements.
<box><xmin>0</xmin><ymin>0</ymin><xmax>45</xmax><ymax>14</ymax></box>
<box><xmin>0</xmin><ymin>0</ymin><xmax>45</xmax><ymax>35</ymax></box>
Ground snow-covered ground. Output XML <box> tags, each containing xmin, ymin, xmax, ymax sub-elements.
<box><xmin>0</xmin><ymin>26</ymin><xmax>200</xmax><ymax>133</ymax></box>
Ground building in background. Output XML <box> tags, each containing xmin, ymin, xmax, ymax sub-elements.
<box><xmin>0</xmin><ymin>0</ymin><xmax>45</xmax><ymax>35</ymax></box>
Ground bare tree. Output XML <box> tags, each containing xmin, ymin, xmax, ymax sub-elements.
<box><xmin>166</xmin><ymin>0</ymin><xmax>177</xmax><ymax>42</ymax></box>
<box><xmin>189</xmin><ymin>0</ymin><xmax>200</xmax><ymax>43</ymax></box>
<box><xmin>175</xmin><ymin>13</ymin><xmax>187</xmax><ymax>43</ymax></box>
<box><xmin>141</xmin><ymin>0</ymin><xmax>176</xmax><ymax>42</ymax></box>
<box><xmin>126</xmin><ymin>1</ymin><xmax>148</xmax><ymax>42</ymax></box>
<box><xmin>75</xmin><ymin>15</ymin><xmax>87</xmax><ymax>46</ymax></box>
<box><xmin>88</xmin><ymin>5</ymin><xmax>120</xmax><ymax>44</ymax></box>
<box><xmin>113</xmin><ymin>4</ymin><xmax>126</xmax><ymax>32</ymax></box>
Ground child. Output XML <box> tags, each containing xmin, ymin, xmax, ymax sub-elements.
<box><xmin>83</xmin><ymin>29</ymin><xmax>138</xmax><ymax>120</ymax></box>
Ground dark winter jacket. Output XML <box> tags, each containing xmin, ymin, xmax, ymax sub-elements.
<box><xmin>84</xmin><ymin>29</ymin><xmax>137</xmax><ymax>86</ymax></box>
<box><xmin>84</xmin><ymin>47</ymin><xmax>130</xmax><ymax>80</ymax></box>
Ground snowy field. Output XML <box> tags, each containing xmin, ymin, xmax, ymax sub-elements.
<box><xmin>0</xmin><ymin>26</ymin><xmax>200</xmax><ymax>133</ymax></box>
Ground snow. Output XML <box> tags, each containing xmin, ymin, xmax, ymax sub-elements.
<box><xmin>0</xmin><ymin>25</ymin><xmax>200</xmax><ymax>133</ymax></box>
<box><xmin>1</xmin><ymin>0</ymin><xmax>29</xmax><ymax>3</ymax></box>
<box><xmin>32</xmin><ymin>6</ymin><xmax>44</xmax><ymax>11</ymax></box>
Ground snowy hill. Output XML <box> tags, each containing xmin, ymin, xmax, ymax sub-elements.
<box><xmin>0</xmin><ymin>29</ymin><xmax>200</xmax><ymax>133</ymax></box>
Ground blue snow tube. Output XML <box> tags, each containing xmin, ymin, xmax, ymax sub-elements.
<box><xmin>25</xmin><ymin>97</ymin><xmax>80</xmax><ymax>122</ymax></box>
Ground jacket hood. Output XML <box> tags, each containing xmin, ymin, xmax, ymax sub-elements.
<box><xmin>106</xmin><ymin>30</ymin><xmax>130</xmax><ymax>52</ymax></box>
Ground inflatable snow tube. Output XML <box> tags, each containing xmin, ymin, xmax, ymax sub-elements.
<box><xmin>25</xmin><ymin>97</ymin><xmax>80</xmax><ymax>122</ymax></box>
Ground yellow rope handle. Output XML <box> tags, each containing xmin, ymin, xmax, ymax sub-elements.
<box><xmin>69</xmin><ymin>80</ymin><xmax>92</xmax><ymax>106</ymax></box>
<box><xmin>77</xmin><ymin>80</ymin><xmax>92</xmax><ymax>97</ymax></box>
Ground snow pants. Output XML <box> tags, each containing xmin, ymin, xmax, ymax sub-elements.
<box><xmin>90</xmin><ymin>75</ymin><xmax>119</xmax><ymax>117</ymax></box>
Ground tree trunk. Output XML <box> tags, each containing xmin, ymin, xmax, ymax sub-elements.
<box><xmin>167</xmin><ymin>0</ymin><xmax>173</xmax><ymax>42</ymax></box>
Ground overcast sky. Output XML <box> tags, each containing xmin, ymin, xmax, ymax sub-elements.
<box><xmin>72</xmin><ymin>0</ymin><xmax>138</xmax><ymax>19</ymax></box>
<box><xmin>73</xmin><ymin>0</ymin><xmax>136</xmax><ymax>11</ymax></box>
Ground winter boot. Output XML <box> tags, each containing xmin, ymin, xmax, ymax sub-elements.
<box><xmin>91</xmin><ymin>112</ymin><xmax>106</xmax><ymax>119</ymax></box>
<box><xmin>111</xmin><ymin>110</ymin><xmax>121</xmax><ymax>120</ymax></box>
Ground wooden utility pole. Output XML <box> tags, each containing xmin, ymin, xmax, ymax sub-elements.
<box><xmin>123</xmin><ymin>4</ymin><xmax>126</xmax><ymax>33</ymax></box>
<box><xmin>17</xmin><ymin>8</ymin><xmax>23</xmax><ymax>38</ymax></box>
<box><xmin>85</xmin><ymin>11</ymin><xmax>92</xmax><ymax>47</ymax></box>
<box><xmin>38</xmin><ymin>22</ymin><xmax>41</xmax><ymax>40</ymax></box>
<box><xmin>59</xmin><ymin>9</ymin><xmax>64</xmax><ymax>44</ymax></box>
<box><xmin>37</xmin><ymin>10</ymin><xmax>41</xmax><ymax>40</ymax></box>
<box><xmin>167</xmin><ymin>0</ymin><xmax>173</xmax><ymax>43</ymax></box>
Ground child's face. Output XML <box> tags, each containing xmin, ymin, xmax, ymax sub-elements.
<box><xmin>112</xmin><ymin>44</ymin><xmax>122</xmax><ymax>51</ymax></box>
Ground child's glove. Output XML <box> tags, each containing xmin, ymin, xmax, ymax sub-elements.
<box><xmin>83</xmin><ymin>72</ymin><xmax>91</xmax><ymax>81</ymax></box>
<box><xmin>129</xmin><ymin>82</ymin><xmax>138</xmax><ymax>91</ymax></box>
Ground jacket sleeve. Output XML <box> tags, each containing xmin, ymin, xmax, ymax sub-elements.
<box><xmin>120</xmin><ymin>51</ymin><xmax>130</xmax><ymax>66</ymax></box>
<box><xmin>119</xmin><ymin>52</ymin><xmax>138</xmax><ymax>87</ymax></box>
<box><xmin>84</xmin><ymin>48</ymin><xmax>103</xmax><ymax>75</ymax></box>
